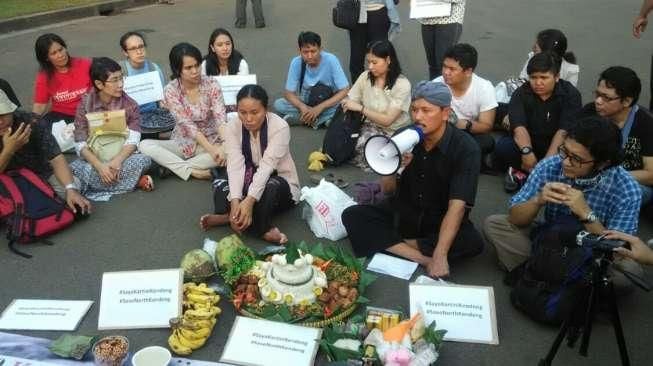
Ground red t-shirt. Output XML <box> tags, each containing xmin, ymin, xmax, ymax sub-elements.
<box><xmin>33</xmin><ymin>57</ymin><xmax>92</xmax><ymax>116</ymax></box>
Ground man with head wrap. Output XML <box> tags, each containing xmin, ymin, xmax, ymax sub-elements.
<box><xmin>342</xmin><ymin>81</ymin><xmax>483</xmax><ymax>278</ymax></box>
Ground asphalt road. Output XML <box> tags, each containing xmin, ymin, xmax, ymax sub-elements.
<box><xmin>0</xmin><ymin>0</ymin><xmax>652</xmax><ymax>365</ymax></box>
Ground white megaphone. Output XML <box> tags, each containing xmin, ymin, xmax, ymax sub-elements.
<box><xmin>364</xmin><ymin>126</ymin><xmax>423</xmax><ymax>175</ymax></box>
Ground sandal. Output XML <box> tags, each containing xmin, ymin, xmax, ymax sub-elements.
<box><xmin>310</xmin><ymin>173</ymin><xmax>337</xmax><ymax>185</ymax></box>
<box><xmin>137</xmin><ymin>175</ymin><xmax>154</xmax><ymax>192</ymax></box>
<box><xmin>334</xmin><ymin>178</ymin><xmax>349</xmax><ymax>189</ymax></box>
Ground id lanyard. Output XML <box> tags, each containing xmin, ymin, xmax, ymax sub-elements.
<box><xmin>621</xmin><ymin>105</ymin><xmax>639</xmax><ymax>148</ymax></box>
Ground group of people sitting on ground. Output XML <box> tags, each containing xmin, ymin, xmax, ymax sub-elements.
<box><xmin>2</xmin><ymin>22</ymin><xmax>653</xmax><ymax>285</ymax></box>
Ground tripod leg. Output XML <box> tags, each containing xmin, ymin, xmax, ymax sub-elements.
<box><xmin>579</xmin><ymin>282</ymin><xmax>597</xmax><ymax>356</ymax></box>
<box><xmin>540</xmin><ymin>319</ymin><xmax>571</xmax><ymax>365</ymax></box>
<box><xmin>605</xmin><ymin>282</ymin><xmax>630</xmax><ymax>366</ymax></box>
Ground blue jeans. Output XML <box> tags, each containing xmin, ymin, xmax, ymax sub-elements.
<box><xmin>641</xmin><ymin>184</ymin><xmax>653</xmax><ymax>206</ymax></box>
<box><xmin>273</xmin><ymin>96</ymin><xmax>337</xmax><ymax>129</ymax></box>
<box><xmin>494</xmin><ymin>136</ymin><xmax>522</xmax><ymax>172</ymax></box>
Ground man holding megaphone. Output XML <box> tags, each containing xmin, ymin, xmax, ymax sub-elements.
<box><xmin>342</xmin><ymin>81</ymin><xmax>484</xmax><ymax>278</ymax></box>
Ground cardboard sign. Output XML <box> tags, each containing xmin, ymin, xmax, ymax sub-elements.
<box><xmin>0</xmin><ymin>299</ymin><xmax>92</xmax><ymax>331</ymax></box>
<box><xmin>0</xmin><ymin>355</ymin><xmax>59</xmax><ymax>366</ymax></box>
<box><xmin>410</xmin><ymin>0</ymin><xmax>452</xmax><ymax>19</ymax></box>
<box><xmin>214</xmin><ymin>74</ymin><xmax>257</xmax><ymax>106</ymax></box>
<box><xmin>124</xmin><ymin>71</ymin><xmax>164</xmax><ymax>105</ymax></box>
<box><xmin>97</xmin><ymin>268</ymin><xmax>182</xmax><ymax>330</ymax></box>
<box><xmin>409</xmin><ymin>283</ymin><xmax>499</xmax><ymax>345</ymax></box>
<box><xmin>220</xmin><ymin>316</ymin><xmax>322</xmax><ymax>366</ymax></box>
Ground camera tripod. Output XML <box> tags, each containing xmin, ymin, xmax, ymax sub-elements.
<box><xmin>538</xmin><ymin>251</ymin><xmax>651</xmax><ymax>366</ymax></box>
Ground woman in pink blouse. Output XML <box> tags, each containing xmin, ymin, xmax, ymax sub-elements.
<box><xmin>139</xmin><ymin>43</ymin><xmax>227</xmax><ymax>180</ymax></box>
<box><xmin>200</xmin><ymin>85</ymin><xmax>299</xmax><ymax>244</ymax></box>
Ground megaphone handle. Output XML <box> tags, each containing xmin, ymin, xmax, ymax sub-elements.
<box><xmin>397</xmin><ymin>166</ymin><xmax>406</xmax><ymax>175</ymax></box>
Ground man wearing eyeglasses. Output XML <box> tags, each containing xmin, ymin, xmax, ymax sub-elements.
<box><xmin>483</xmin><ymin>116</ymin><xmax>642</xmax><ymax>285</ymax></box>
<box><xmin>579</xmin><ymin>66</ymin><xmax>653</xmax><ymax>206</ymax></box>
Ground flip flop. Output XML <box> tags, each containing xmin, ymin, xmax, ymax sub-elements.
<box><xmin>310</xmin><ymin>173</ymin><xmax>336</xmax><ymax>185</ymax></box>
<box><xmin>334</xmin><ymin>178</ymin><xmax>349</xmax><ymax>189</ymax></box>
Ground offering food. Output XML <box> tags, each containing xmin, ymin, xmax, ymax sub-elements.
<box><xmin>180</xmin><ymin>249</ymin><xmax>216</xmax><ymax>282</ymax></box>
<box><xmin>92</xmin><ymin>336</ymin><xmax>129</xmax><ymax>366</ymax></box>
<box><xmin>221</xmin><ymin>240</ymin><xmax>376</xmax><ymax>326</ymax></box>
<box><xmin>167</xmin><ymin>282</ymin><xmax>222</xmax><ymax>355</ymax></box>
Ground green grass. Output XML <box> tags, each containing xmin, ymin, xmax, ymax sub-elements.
<box><xmin>0</xmin><ymin>0</ymin><xmax>103</xmax><ymax>20</ymax></box>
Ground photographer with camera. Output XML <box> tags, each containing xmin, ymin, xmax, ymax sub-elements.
<box><xmin>484</xmin><ymin>115</ymin><xmax>643</xmax><ymax>288</ymax></box>
<box><xmin>604</xmin><ymin>230</ymin><xmax>653</xmax><ymax>265</ymax></box>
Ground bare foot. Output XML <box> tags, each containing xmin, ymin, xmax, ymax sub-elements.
<box><xmin>191</xmin><ymin>169</ymin><xmax>211</xmax><ymax>180</ymax></box>
<box><xmin>262</xmin><ymin>227</ymin><xmax>288</xmax><ymax>244</ymax></box>
<box><xmin>199</xmin><ymin>214</ymin><xmax>229</xmax><ymax>230</ymax></box>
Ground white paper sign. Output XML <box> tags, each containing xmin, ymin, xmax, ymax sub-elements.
<box><xmin>97</xmin><ymin>268</ymin><xmax>182</xmax><ymax>330</ymax></box>
<box><xmin>123</xmin><ymin>71</ymin><xmax>164</xmax><ymax>105</ymax></box>
<box><xmin>220</xmin><ymin>316</ymin><xmax>322</xmax><ymax>366</ymax></box>
<box><xmin>0</xmin><ymin>299</ymin><xmax>93</xmax><ymax>331</ymax></box>
<box><xmin>367</xmin><ymin>253</ymin><xmax>418</xmax><ymax>280</ymax></box>
<box><xmin>409</xmin><ymin>283</ymin><xmax>499</xmax><ymax>345</ymax></box>
<box><xmin>214</xmin><ymin>74</ymin><xmax>257</xmax><ymax>106</ymax></box>
<box><xmin>410</xmin><ymin>0</ymin><xmax>452</xmax><ymax>19</ymax></box>
<box><xmin>0</xmin><ymin>355</ymin><xmax>59</xmax><ymax>366</ymax></box>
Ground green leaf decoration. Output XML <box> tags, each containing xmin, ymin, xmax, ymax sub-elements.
<box><xmin>355</xmin><ymin>295</ymin><xmax>370</xmax><ymax>304</ymax></box>
<box><xmin>284</xmin><ymin>242</ymin><xmax>300</xmax><ymax>264</ymax></box>
<box><xmin>277</xmin><ymin>304</ymin><xmax>292</xmax><ymax>322</ymax></box>
<box><xmin>357</xmin><ymin>271</ymin><xmax>377</xmax><ymax>293</ymax></box>
<box><xmin>423</xmin><ymin>320</ymin><xmax>448</xmax><ymax>350</ymax></box>
<box><xmin>310</xmin><ymin>242</ymin><xmax>327</xmax><ymax>259</ymax></box>
<box><xmin>324</xmin><ymin>245</ymin><xmax>338</xmax><ymax>260</ymax></box>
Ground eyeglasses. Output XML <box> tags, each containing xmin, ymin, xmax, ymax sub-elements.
<box><xmin>593</xmin><ymin>90</ymin><xmax>621</xmax><ymax>103</ymax></box>
<box><xmin>558</xmin><ymin>145</ymin><xmax>594</xmax><ymax>167</ymax></box>
<box><xmin>126</xmin><ymin>44</ymin><xmax>146</xmax><ymax>52</ymax></box>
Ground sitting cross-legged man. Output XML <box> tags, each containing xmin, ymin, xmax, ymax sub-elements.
<box><xmin>494</xmin><ymin>52</ymin><xmax>582</xmax><ymax>189</ymax></box>
<box><xmin>273</xmin><ymin>31</ymin><xmax>350</xmax><ymax>128</ymax></box>
<box><xmin>483</xmin><ymin>116</ymin><xmax>643</xmax><ymax>290</ymax></box>
<box><xmin>342</xmin><ymin>81</ymin><xmax>484</xmax><ymax>278</ymax></box>
<box><xmin>434</xmin><ymin>43</ymin><xmax>498</xmax><ymax>167</ymax></box>
<box><xmin>0</xmin><ymin>89</ymin><xmax>91</xmax><ymax>215</ymax></box>
<box><xmin>579</xmin><ymin>66</ymin><xmax>653</xmax><ymax>206</ymax></box>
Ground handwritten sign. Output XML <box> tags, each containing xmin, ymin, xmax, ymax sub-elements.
<box><xmin>409</xmin><ymin>283</ymin><xmax>499</xmax><ymax>345</ymax></box>
<box><xmin>0</xmin><ymin>299</ymin><xmax>92</xmax><ymax>331</ymax></box>
<box><xmin>97</xmin><ymin>268</ymin><xmax>182</xmax><ymax>330</ymax></box>
<box><xmin>220</xmin><ymin>316</ymin><xmax>322</xmax><ymax>366</ymax></box>
<box><xmin>0</xmin><ymin>355</ymin><xmax>59</xmax><ymax>366</ymax></box>
<box><xmin>124</xmin><ymin>71</ymin><xmax>164</xmax><ymax>105</ymax></box>
<box><xmin>214</xmin><ymin>74</ymin><xmax>257</xmax><ymax>106</ymax></box>
<box><xmin>410</xmin><ymin>0</ymin><xmax>452</xmax><ymax>19</ymax></box>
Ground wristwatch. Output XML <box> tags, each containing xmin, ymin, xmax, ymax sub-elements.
<box><xmin>465</xmin><ymin>120</ymin><xmax>473</xmax><ymax>132</ymax></box>
<box><xmin>580</xmin><ymin>210</ymin><xmax>598</xmax><ymax>224</ymax></box>
<box><xmin>64</xmin><ymin>182</ymin><xmax>79</xmax><ymax>191</ymax></box>
<box><xmin>519</xmin><ymin>146</ymin><xmax>533</xmax><ymax>155</ymax></box>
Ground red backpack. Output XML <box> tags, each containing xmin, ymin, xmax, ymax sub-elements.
<box><xmin>0</xmin><ymin>168</ymin><xmax>75</xmax><ymax>258</ymax></box>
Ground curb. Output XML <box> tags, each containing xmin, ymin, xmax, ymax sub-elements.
<box><xmin>0</xmin><ymin>0</ymin><xmax>160</xmax><ymax>34</ymax></box>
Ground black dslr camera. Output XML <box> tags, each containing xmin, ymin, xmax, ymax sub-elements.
<box><xmin>576</xmin><ymin>231</ymin><xmax>627</xmax><ymax>253</ymax></box>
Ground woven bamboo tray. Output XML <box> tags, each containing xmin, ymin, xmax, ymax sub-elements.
<box><xmin>239</xmin><ymin>303</ymin><xmax>357</xmax><ymax>328</ymax></box>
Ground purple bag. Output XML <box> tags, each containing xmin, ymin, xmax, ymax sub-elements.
<box><xmin>352</xmin><ymin>181</ymin><xmax>384</xmax><ymax>205</ymax></box>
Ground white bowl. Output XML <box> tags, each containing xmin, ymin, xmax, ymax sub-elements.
<box><xmin>131</xmin><ymin>346</ymin><xmax>172</xmax><ymax>366</ymax></box>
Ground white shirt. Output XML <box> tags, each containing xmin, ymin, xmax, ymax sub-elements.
<box><xmin>200</xmin><ymin>58</ymin><xmax>250</xmax><ymax>76</ymax></box>
<box><xmin>434</xmin><ymin>73</ymin><xmax>498</xmax><ymax>121</ymax></box>
<box><xmin>519</xmin><ymin>51</ymin><xmax>579</xmax><ymax>87</ymax></box>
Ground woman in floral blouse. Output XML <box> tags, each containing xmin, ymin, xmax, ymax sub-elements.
<box><xmin>139</xmin><ymin>42</ymin><xmax>227</xmax><ymax>180</ymax></box>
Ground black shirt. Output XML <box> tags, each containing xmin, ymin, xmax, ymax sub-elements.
<box><xmin>1</xmin><ymin>112</ymin><xmax>61</xmax><ymax>177</ymax></box>
<box><xmin>509</xmin><ymin>79</ymin><xmax>582</xmax><ymax>159</ymax></box>
<box><xmin>580</xmin><ymin>103</ymin><xmax>653</xmax><ymax>171</ymax></box>
<box><xmin>396</xmin><ymin>124</ymin><xmax>480</xmax><ymax>236</ymax></box>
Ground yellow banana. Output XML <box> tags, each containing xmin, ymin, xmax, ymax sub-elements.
<box><xmin>179</xmin><ymin>326</ymin><xmax>211</xmax><ymax>340</ymax></box>
<box><xmin>182</xmin><ymin>318</ymin><xmax>215</xmax><ymax>330</ymax></box>
<box><xmin>168</xmin><ymin>332</ymin><xmax>192</xmax><ymax>355</ymax></box>
<box><xmin>187</xmin><ymin>292</ymin><xmax>219</xmax><ymax>304</ymax></box>
<box><xmin>185</xmin><ymin>283</ymin><xmax>217</xmax><ymax>295</ymax></box>
<box><xmin>184</xmin><ymin>308</ymin><xmax>217</xmax><ymax>320</ymax></box>
<box><xmin>176</xmin><ymin>329</ymin><xmax>206</xmax><ymax>350</ymax></box>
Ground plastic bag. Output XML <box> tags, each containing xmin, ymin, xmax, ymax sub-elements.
<box><xmin>494</xmin><ymin>82</ymin><xmax>509</xmax><ymax>104</ymax></box>
<box><xmin>300</xmin><ymin>179</ymin><xmax>357</xmax><ymax>241</ymax></box>
<box><xmin>51</xmin><ymin>120</ymin><xmax>75</xmax><ymax>152</ymax></box>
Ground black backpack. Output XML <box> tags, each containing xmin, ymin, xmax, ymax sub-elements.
<box><xmin>322</xmin><ymin>106</ymin><xmax>364</xmax><ymax>166</ymax></box>
<box><xmin>510</xmin><ymin>217</ymin><xmax>593</xmax><ymax>325</ymax></box>
<box><xmin>298</xmin><ymin>61</ymin><xmax>334</xmax><ymax>107</ymax></box>
<box><xmin>332</xmin><ymin>0</ymin><xmax>360</xmax><ymax>31</ymax></box>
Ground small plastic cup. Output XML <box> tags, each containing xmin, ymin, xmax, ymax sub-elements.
<box><xmin>132</xmin><ymin>346</ymin><xmax>172</xmax><ymax>366</ymax></box>
<box><xmin>92</xmin><ymin>335</ymin><xmax>129</xmax><ymax>366</ymax></box>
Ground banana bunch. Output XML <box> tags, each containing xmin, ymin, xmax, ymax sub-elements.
<box><xmin>308</xmin><ymin>150</ymin><xmax>329</xmax><ymax>171</ymax></box>
<box><xmin>168</xmin><ymin>282</ymin><xmax>222</xmax><ymax>355</ymax></box>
